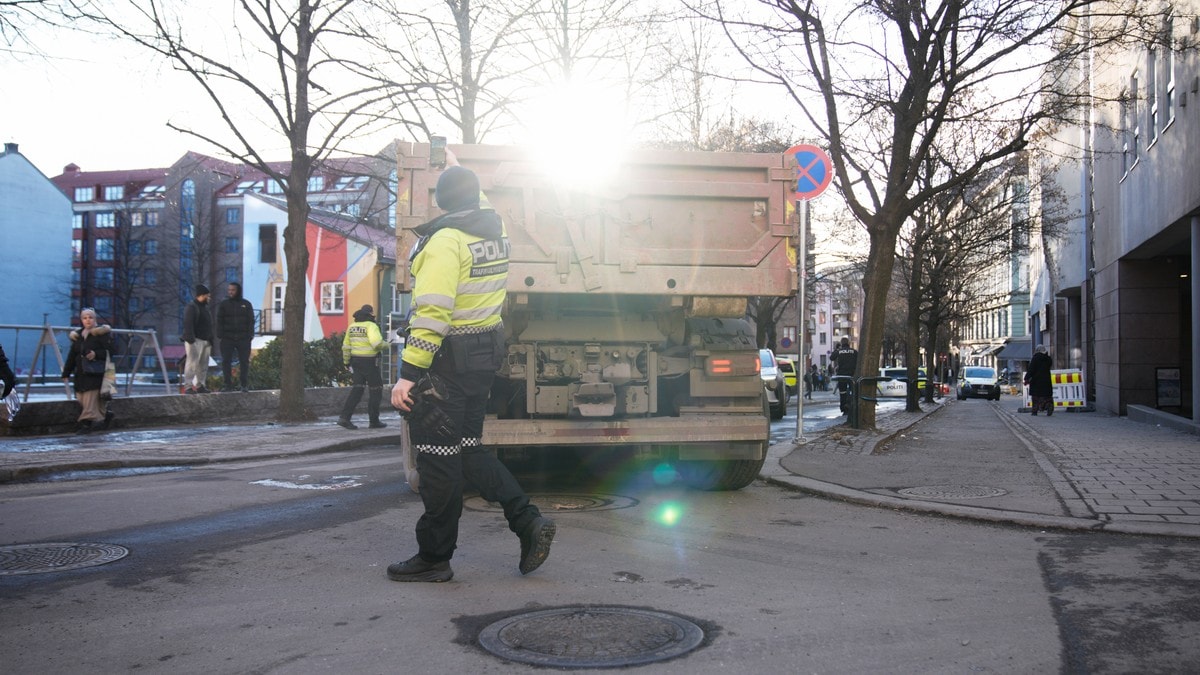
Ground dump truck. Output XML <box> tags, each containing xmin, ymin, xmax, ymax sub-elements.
<box><xmin>395</xmin><ymin>143</ymin><xmax>795</xmax><ymax>490</ymax></box>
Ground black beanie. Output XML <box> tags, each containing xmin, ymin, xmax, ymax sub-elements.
<box><xmin>194</xmin><ymin>284</ymin><xmax>210</xmax><ymax>297</ymax></box>
<box><xmin>435</xmin><ymin>166</ymin><xmax>480</xmax><ymax>212</ymax></box>
<box><xmin>353</xmin><ymin>304</ymin><xmax>375</xmax><ymax>321</ymax></box>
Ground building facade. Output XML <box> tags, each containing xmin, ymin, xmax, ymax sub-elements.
<box><xmin>0</xmin><ymin>143</ymin><xmax>74</xmax><ymax>373</ymax></box>
<box><xmin>1032</xmin><ymin>1</ymin><xmax>1199</xmax><ymax>420</ymax></box>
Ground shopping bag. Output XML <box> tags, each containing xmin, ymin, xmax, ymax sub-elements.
<box><xmin>100</xmin><ymin>357</ymin><xmax>118</xmax><ymax>400</ymax></box>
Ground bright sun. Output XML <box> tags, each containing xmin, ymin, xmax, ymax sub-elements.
<box><xmin>526</xmin><ymin>79</ymin><xmax>633</xmax><ymax>189</ymax></box>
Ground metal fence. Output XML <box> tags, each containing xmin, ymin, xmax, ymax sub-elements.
<box><xmin>1</xmin><ymin>323</ymin><xmax>174</xmax><ymax>402</ymax></box>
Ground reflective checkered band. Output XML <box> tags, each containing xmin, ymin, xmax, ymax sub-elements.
<box><xmin>462</xmin><ymin>437</ymin><xmax>482</xmax><ymax>448</ymax></box>
<box><xmin>448</xmin><ymin>323</ymin><xmax>503</xmax><ymax>337</ymax></box>
<box><xmin>416</xmin><ymin>443</ymin><xmax>460</xmax><ymax>456</ymax></box>
<box><xmin>407</xmin><ymin>336</ymin><xmax>441</xmax><ymax>354</ymax></box>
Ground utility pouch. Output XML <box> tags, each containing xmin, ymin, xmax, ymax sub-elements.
<box><xmin>446</xmin><ymin>329</ymin><xmax>505</xmax><ymax>374</ymax></box>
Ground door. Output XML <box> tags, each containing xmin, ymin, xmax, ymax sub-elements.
<box><xmin>270</xmin><ymin>283</ymin><xmax>285</xmax><ymax>333</ymax></box>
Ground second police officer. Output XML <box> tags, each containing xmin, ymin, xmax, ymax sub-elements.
<box><xmin>338</xmin><ymin>304</ymin><xmax>388</xmax><ymax>430</ymax></box>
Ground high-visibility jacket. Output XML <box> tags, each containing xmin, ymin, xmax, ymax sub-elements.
<box><xmin>343</xmin><ymin>320</ymin><xmax>385</xmax><ymax>364</ymax></box>
<box><xmin>400</xmin><ymin>207</ymin><xmax>507</xmax><ymax>382</ymax></box>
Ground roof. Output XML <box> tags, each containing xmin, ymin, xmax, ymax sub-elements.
<box><xmin>250</xmin><ymin>194</ymin><xmax>396</xmax><ymax>263</ymax></box>
<box><xmin>996</xmin><ymin>339</ymin><xmax>1032</xmax><ymax>361</ymax></box>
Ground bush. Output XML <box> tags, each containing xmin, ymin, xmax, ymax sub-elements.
<box><xmin>247</xmin><ymin>333</ymin><xmax>351</xmax><ymax>389</ymax></box>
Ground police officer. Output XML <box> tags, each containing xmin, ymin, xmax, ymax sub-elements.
<box><xmin>832</xmin><ymin>336</ymin><xmax>859</xmax><ymax>413</ymax></box>
<box><xmin>388</xmin><ymin>161</ymin><xmax>554</xmax><ymax>583</ymax></box>
<box><xmin>338</xmin><ymin>304</ymin><xmax>387</xmax><ymax>430</ymax></box>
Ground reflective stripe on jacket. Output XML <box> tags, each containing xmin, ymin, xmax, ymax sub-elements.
<box><xmin>343</xmin><ymin>320</ymin><xmax>385</xmax><ymax>363</ymax></box>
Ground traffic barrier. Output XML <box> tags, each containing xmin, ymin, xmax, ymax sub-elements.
<box><xmin>1022</xmin><ymin>369</ymin><xmax>1085</xmax><ymax>409</ymax></box>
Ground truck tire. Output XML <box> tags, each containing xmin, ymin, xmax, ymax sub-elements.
<box><xmin>678</xmin><ymin>454</ymin><xmax>767</xmax><ymax>491</ymax></box>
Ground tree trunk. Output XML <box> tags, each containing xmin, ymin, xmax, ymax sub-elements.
<box><xmin>854</xmin><ymin>223</ymin><xmax>901</xmax><ymax>428</ymax></box>
<box><xmin>279</xmin><ymin>175</ymin><xmax>312</xmax><ymax>421</ymax></box>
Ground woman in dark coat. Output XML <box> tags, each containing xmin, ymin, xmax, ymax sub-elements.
<box><xmin>1024</xmin><ymin>344</ymin><xmax>1054</xmax><ymax>416</ymax></box>
<box><xmin>61</xmin><ymin>308</ymin><xmax>116</xmax><ymax>433</ymax></box>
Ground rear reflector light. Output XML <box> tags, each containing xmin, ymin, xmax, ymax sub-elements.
<box><xmin>706</xmin><ymin>354</ymin><xmax>760</xmax><ymax>377</ymax></box>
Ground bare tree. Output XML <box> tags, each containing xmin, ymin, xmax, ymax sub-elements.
<box><xmin>699</xmin><ymin>0</ymin><xmax>1156</xmax><ymax>427</ymax></box>
<box><xmin>70</xmin><ymin>0</ymin><xmax>428</xmax><ymax>420</ymax></box>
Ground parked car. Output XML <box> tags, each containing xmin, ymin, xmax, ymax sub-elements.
<box><xmin>760</xmin><ymin>348</ymin><xmax>790</xmax><ymax>419</ymax></box>
<box><xmin>878</xmin><ymin>367</ymin><xmax>928</xmax><ymax>397</ymax></box>
<box><xmin>957</xmin><ymin>366</ymin><xmax>1001</xmax><ymax>400</ymax></box>
<box><xmin>778</xmin><ymin>357</ymin><xmax>799</xmax><ymax>395</ymax></box>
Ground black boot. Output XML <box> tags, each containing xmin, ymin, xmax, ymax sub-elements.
<box><xmin>99</xmin><ymin>410</ymin><xmax>114</xmax><ymax>430</ymax></box>
<box><xmin>367</xmin><ymin>386</ymin><xmax>386</xmax><ymax>428</ymax></box>
<box><xmin>75</xmin><ymin>420</ymin><xmax>93</xmax><ymax>435</ymax></box>
<box><xmin>387</xmin><ymin>555</ymin><xmax>453</xmax><ymax>582</ymax></box>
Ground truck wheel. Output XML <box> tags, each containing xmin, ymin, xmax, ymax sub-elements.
<box><xmin>678</xmin><ymin>454</ymin><xmax>767</xmax><ymax>491</ymax></box>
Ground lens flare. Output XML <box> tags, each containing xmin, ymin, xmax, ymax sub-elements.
<box><xmin>654</xmin><ymin>501</ymin><xmax>684</xmax><ymax>527</ymax></box>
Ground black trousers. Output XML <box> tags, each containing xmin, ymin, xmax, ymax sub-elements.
<box><xmin>409</xmin><ymin>332</ymin><xmax>539</xmax><ymax>563</ymax></box>
<box><xmin>220</xmin><ymin>339</ymin><xmax>253</xmax><ymax>389</ymax></box>
<box><xmin>341</xmin><ymin>356</ymin><xmax>383</xmax><ymax>422</ymax></box>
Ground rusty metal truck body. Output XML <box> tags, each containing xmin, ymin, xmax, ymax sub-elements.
<box><xmin>395</xmin><ymin>143</ymin><xmax>795</xmax><ymax>490</ymax></box>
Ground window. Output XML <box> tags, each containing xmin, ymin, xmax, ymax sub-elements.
<box><xmin>129</xmin><ymin>297</ymin><xmax>141</xmax><ymax>312</ymax></box>
<box><xmin>138</xmin><ymin>185</ymin><xmax>165</xmax><ymax>198</ymax></box>
<box><xmin>128</xmin><ymin>240</ymin><xmax>142</xmax><ymax>256</ymax></box>
<box><xmin>95</xmin><ymin>239</ymin><xmax>115</xmax><ymax>261</ymax></box>
<box><xmin>1130</xmin><ymin>73</ymin><xmax>1141</xmax><ymax>163</ymax></box>
<box><xmin>95</xmin><ymin>212</ymin><xmax>115</xmax><ymax>228</ymax></box>
<box><xmin>225</xmin><ymin>207</ymin><xmax>241</xmax><ymax>224</ymax></box>
<box><xmin>266</xmin><ymin>179</ymin><xmax>284</xmax><ymax>194</ymax></box>
<box><xmin>103</xmin><ymin>185</ymin><xmax>124</xmax><ymax>201</ymax></box>
<box><xmin>225</xmin><ymin>266</ymin><xmax>239</xmax><ymax>283</ymax></box>
<box><xmin>1164</xmin><ymin>16</ymin><xmax>1176</xmax><ymax>130</ymax></box>
<box><xmin>259</xmin><ymin>224</ymin><xmax>277</xmax><ymax>263</ymax></box>
<box><xmin>234</xmin><ymin>180</ymin><xmax>260</xmax><ymax>194</ymax></box>
<box><xmin>1148</xmin><ymin>50</ymin><xmax>1159</xmax><ymax>144</ymax></box>
<box><xmin>144</xmin><ymin>240</ymin><xmax>158</xmax><ymax>254</ymax></box>
<box><xmin>131</xmin><ymin>210</ymin><xmax>159</xmax><ymax>227</ymax></box>
<box><xmin>74</xmin><ymin>186</ymin><xmax>94</xmax><ymax>202</ymax></box>
<box><xmin>143</xmin><ymin>269</ymin><xmax>157</xmax><ymax>285</ymax></box>
<box><xmin>308</xmin><ymin>175</ymin><xmax>325</xmax><ymax>192</ymax></box>
<box><xmin>94</xmin><ymin>296</ymin><xmax>112</xmax><ymax>313</ymax></box>
<box><xmin>73</xmin><ymin>214</ymin><xmax>85</xmax><ymax>229</ymax></box>
<box><xmin>334</xmin><ymin>175</ymin><xmax>368</xmax><ymax>190</ymax></box>
<box><xmin>820</xmin><ymin>332</ymin><xmax>827</xmax><ymax>345</ymax></box>
<box><xmin>94</xmin><ymin>268</ymin><xmax>114</xmax><ymax>289</ymax></box>
<box><xmin>129</xmin><ymin>270</ymin><xmax>139</xmax><ymax>284</ymax></box>
<box><xmin>346</xmin><ymin>203</ymin><xmax>361</xmax><ymax>217</ymax></box>
<box><xmin>71</xmin><ymin>240</ymin><xmax>83</xmax><ymax>263</ymax></box>
<box><xmin>225</xmin><ymin>237</ymin><xmax>240</xmax><ymax>253</ymax></box>
<box><xmin>143</xmin><ymin>297</ymin><xmax>155</xmax><ymax>312</ymax></box>
<box><xmin>320</xmin><ymin>282</ymin><xmax>345</xmax><ymax>314</ymax></box>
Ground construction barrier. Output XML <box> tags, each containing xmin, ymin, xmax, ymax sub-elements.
<box><xmin>1022</xmin><ymin>369</ymin><xmax>1085</xmax><ymax>409</ymax></box>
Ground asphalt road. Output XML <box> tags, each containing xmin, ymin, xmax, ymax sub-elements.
<box><xmin>2</xmin><ymin>444</ymin><xmax>1197</xmax><ymax>673</ymax></box>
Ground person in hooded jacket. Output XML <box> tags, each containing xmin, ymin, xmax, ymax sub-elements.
<box><xmin>61</xmin><ymin>307</ymin><xmax>116</xmax><ymax>433</ymax></box>
<box><xmin>182</xmin><ymin>284</ymin><xmax>214</xmax><ymax>394</ymax></box>
<box><xmin>217</xmin><ymin>281</ymin><xmax>256</xmax><ymax>392</ymax></box>
<box><xmin>0</xmin><ymin>342</ymin><xmax>15</xmax><ymax>400</ymax></box>
<box><xmin>1024</xmin><ymin>344</ymin><xmax>1054</xmax><ymax>416</ymax></box>
<box><xmin>388</xmin><ymin>159</ymin><xmax>554</xmax><ymax>583</ymax></box>
<box><xmin>338</xmin><ymin>304</ymin><xmax>388</xmax><ymax>430</ymax></box>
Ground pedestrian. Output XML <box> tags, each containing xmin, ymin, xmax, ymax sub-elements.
<box><xmin>338</xmin><ymin>304</ymin><xmax>388</xmax><ymax>430</ymax></box>
<box><xmin>0</xmin><ymin>342</ymin><xmax>15</xmax><ymax>400</ymax></box>
<box><xmin>831</xmin><ymin>337</ymin><xmax>858</xmax><ymax>413</ymax></box>
<box><xmin>216</xmin><ymin>281</ymin><xmax>256</xmax><ymax>393</ymax></box>
<box><xmin>389</xmin><ymin>161</ymin><xmax>554</xmax><ymax>583</ymax></box>
<box><xmin>1025</xmin><ymin>344</ymin><xmax>1054</xmax><ymax>416</ymax></box>
<box><xmin>61</xmin><ymin>307</ymin><xmax>116</xmax><ymax>434</ymax></box>
<box><xmin>804</xmin><ymin>364</ymin><xmax>815</xmax><ymax>400</ymax></box>
<box><xmin>181</xmin><ymin>284</ymin><xmax>214</xmax><ymax>394</ymax></box>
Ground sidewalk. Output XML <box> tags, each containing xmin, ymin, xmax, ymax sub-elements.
<box><xmin>3</xmin><ymin>397</ymin><xmax>1198</xmax><ymax>539</ymax></box>
<box><xmin>765</xmin><ymin>397</ymin><xmax>1200</xmax><ymax>539</ymax></box>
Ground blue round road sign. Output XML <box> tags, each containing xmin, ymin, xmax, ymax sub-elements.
<box><xmin>785</xmin><ymin>144</ymin><xmax>832</xmax><ymax>200</ymax></box>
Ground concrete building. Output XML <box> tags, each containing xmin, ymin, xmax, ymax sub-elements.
<box><xmin>1031</xmin><ymin>2</ymin><xmax>1199</xmax><ymax>421</ymax></box>
<box><xmin>0</xmin><ymin>142</ymin><xmax>73</xmax><ymax>373</ymax></box>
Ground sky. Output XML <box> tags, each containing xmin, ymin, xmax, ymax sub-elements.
<box><xmin>3</xmin><ymin>23</ymin><xmax>207</xmax><ymax>176</ymax></box>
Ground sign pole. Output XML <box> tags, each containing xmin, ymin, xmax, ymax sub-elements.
<box><xmin>794</xmin><ymin>199</ymin><xmax>808</xmax><ymax>444</ymax></box>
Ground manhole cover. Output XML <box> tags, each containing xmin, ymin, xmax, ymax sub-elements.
<box><xmin>465</xmin><ymin>493</ymin><xmax>637</xmax><ymax>513</ymax></box>
<box><xmin>478</xmin><ymin>606</ymin><xmax>704</xmax><ymax>668</ymax></box>
<box><xmin>896</xmin><ymin>485</ymin><xmax>1008</xmax><ymax>500</ymax></box>
<box><xmin>0</xmin><ymin>543</ymin><xmax>129</xmax><ymax>575</ymax></box>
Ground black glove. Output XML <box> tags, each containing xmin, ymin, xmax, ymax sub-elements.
<box><xmin>399</xmin><ymin>373</ymin><xmax>455</xmax><ymax>438</ymax></box>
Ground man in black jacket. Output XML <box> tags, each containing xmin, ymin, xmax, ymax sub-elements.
<box><xmin>182</xmin><ymin>284</ymin><xmax>214</xmax><ymax>394</ymax></box>
<box><xmin>216</xmin><ymin>282</ymin><xmax>256</xmax><ymax>393</ymax></box>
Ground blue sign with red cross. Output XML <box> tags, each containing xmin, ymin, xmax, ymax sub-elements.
<box><xmin>785</xmin><ymin>144</ymin><xmax>832</xmax><ymax>201</ymax></box>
